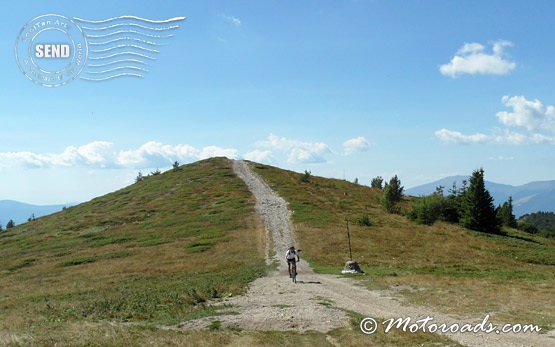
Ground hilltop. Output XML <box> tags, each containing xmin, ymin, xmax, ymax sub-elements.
<box><xmin>1</xmin><ymin>158</ymin><xmax>554</xmax><ymax>346</ymax></box>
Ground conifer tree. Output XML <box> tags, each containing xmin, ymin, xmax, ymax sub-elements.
<box><xmin>371</xmin><ymin>176</ymin><xmax>384</xmax><ymax>189</ymax></box>
<box><xmin>497</xmin><ymin>196</ymin><xmax>517</xmax><ymax>228</ymax></box>
<box><xmin>381</xmin><ymin>175</ymin><xmax>404</xmax><ymax>213</ymax></box>
<box><xmin>459</xmin><ymin>168</ymin><xmax>503</xmax><ymax>234</ymax></box>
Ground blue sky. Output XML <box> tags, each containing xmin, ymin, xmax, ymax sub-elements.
<box><xmin>2</xmin><ymin>0</ymin><xmax>555</xmax><ymax>205</ymax></box>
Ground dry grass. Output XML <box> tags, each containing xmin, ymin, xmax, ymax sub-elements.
<box><xmin>1</xmin><ymin>158</ymin><xmax>553</xmax><ymax>346</ymax></box>
<box><xmin>0</xmin><ymin>158</ymin><xmax>268</xmax><ymax>344</ymax></box>
<box><xmin>252</xmin><ymin>162</ymin><xmax>555</xmax><ymax>331</ymax></box>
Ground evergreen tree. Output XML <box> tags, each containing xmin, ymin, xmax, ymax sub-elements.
<box><xmin>301</xmin><ymin>170</ymin><xmax>312</xmax><ymax>183</ymax></box>
<box><xmin>135</xmin><ymin>171</ymin><xmax>145</xmax><ymax>182</ymax></box>
<box><xmin>459</xmin><ymin>168</ymin><xmax>503</xmax><ymax>235</ymax></box>
<box><xmin>497</xmin><ymin>196</ymin><xmax>517</xmax><ymax>228</ymax></box>
<box><xmin>380</xmin><ymin>175</ymin><xmax>404</xmax><ymax>213</ymax></box>
<box><xmin>371</xmin><ymin>176</ymin><xmax>384</xmax><ymax>189</ymax></box>
<box><xmin>6</xmin><ymin>219</ymin><xmax>15</xmax><ymax>229</ymax></box>
<box><xmin>386</xmin><ymin>175</ymin><xmax>404</xmax><ymax>202</ymax></box>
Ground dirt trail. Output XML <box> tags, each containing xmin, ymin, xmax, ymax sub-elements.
<box><xmin>178</xmin><ymin>160</ymin><xmax>554</xmax><ymax>347</ymax></box>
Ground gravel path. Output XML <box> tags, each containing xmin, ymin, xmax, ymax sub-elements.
<box><xmin>177</xmin><ymin>160</ymin><xmax>554</xmax><ymax>347</ymax></box>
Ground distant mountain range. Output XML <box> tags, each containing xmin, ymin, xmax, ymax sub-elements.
<box><xmin>406</xmin><ymin>176</ymin><xmax>555</xmax><ymax>218</ymax></box>
<box><xmin>0</xmin><ymin>200</ymin><xmax>72</xmax><ymax>227</ymax></box>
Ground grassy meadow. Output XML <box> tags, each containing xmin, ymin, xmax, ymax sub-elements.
<box><xmin>252</xmin><ymin>162</ymin><xmax>555</xmax><ymax>331</ymax></box>
<box><xmin>0</xmin><ymin>157</ymin><xmax>553</xmax><ymax>346</ymax></box>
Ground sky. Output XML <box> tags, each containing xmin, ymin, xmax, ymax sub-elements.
<box><xmin>1</xmin><ymin>0</ymin><xmax>555</xmax><ymax>205</ymax></box>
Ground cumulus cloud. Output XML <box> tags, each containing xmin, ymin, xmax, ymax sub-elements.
<box><xmin>435</xmin><ymin>95</ymin><xmax>555</xmax><ymax>145</ymax></box>
<box><xmin>0</xmin><ymin>141</ymin><xmax>238</xmax><ymax>170</ymax></box>
<box><xmin>342</xmin><ymin>136</ymin><xmax>371</xmax><ymax>155</ymax></box>
<box><xmin>439</xmin><ymin>40</ymin><xmax>516</xmax><ymax>78</ymax></box>
<box><xmin>496</xmin><ymin>95</ymin><xmax>555</xmax><ymax>132</ymax></box>
<box><xmin>258</xmin><ymin>134</ymin><xmax>333</xmax><ymax>164</ymax></box>
<box><xmin>243</xmin><ymin>150</ymin><xmax>273</xmax><ymax>163</ymax></box>
<box><xmin>0</xmin><ymin>141</ymin><xmax>118</xmax><ymax>169</ymax></box>
<box><xmin>1</xmin><ymin>134</ymin><xmax>373</xmax><ymax>171</ymax></box>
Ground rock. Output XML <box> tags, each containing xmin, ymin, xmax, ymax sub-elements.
<box><xmin>341</xmin><ymin>261</ymin><xmax>364</xmax><ymax>274</ymax></box>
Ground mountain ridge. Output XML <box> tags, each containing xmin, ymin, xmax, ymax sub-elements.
<box><xmin>0</xmin><ymin>200</ymin><xmax>71</xmax><ymax>226</ymax></box>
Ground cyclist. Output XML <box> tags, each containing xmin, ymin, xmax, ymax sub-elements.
<box><xmin>285</xmin><ymin>246</ymin><xmax>300</xmax><ymax>278</ymax></box>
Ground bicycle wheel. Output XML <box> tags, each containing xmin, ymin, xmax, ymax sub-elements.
<box><xmin>292</xmin><ymin>264</ymin><xmax>297</xmax><ymax>283</ymax></box>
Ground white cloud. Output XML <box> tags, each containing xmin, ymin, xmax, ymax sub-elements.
<box><xmin>490</xmin><ymin>156</ymin><xmax>514</xmax><ymax>161</ymax></box>
<box><xmin>0</xmin><ymin>141</ymin><xmax>119</xmax><ymax>169</ymax></box>
<box><xmin>529</xmin><ymin>133</ymin><xmax>555</xmax><ymax>144</ymax></box>
<box><xmin>436</xmin><ymin>96</ymin><xmax>555</xmax><ymax>145</ymax></box>
<box><xmin>258</xmin><ymin>134</ymin><xmax>332</xmax><ymax>164</ymax></box>
<box><xmin>199</xmin><ymin>146</ymin><xmax>238</xmax><ymax>159</ymax></box>
<box><xmin>243</xmin><ymin>150</ymin><xmax>273</xmax><ymax>163</ymax></box>
<box><xmin>74</xmin><ymin>141</ymin><xmax>117</xmax><ymax>166</ymax></box>
<box><xmin>496</xmin><ymin>95</ymin><xmax>555</xmax><ymax>132</ymax></box>
<box><xmin>222</xmin><ymin>14</ymin><xmax>241</xmax><ymax>26</ymax></box>
<box><xmin>434</xmin><ymin>129</ymin><xmax>489</xmax><ymax>145</ymax></box>
<box><xmin>439</xmin><ymin>40</ymin><xmax>516</xmax><ymax>78</ymax></box>
<box><xmin>0</xmin><ymin>134</ymin><xmax>374</xmax><ymax>172</ymax></box>
<box><xmin>436</xmin><ymin>128</ymin><xmax>555</xmax><ymax>145</ymax></box>
<box><xmin>0</xmin><ymin>141</ymin><xmax>238</xmax><ymax>170</ymax></box>
<box><xmin>342</xmin><ymin>136</ymin><xmax>371</xmax><ymax>155</ymax></box>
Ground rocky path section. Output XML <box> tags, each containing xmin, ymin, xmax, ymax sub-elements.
<box><xmin>232</xmin><ymin>159</ymin><xmax>295</xmax><ymax>268</ymax></box>
<box><xmin>177</xmin><ymin>160</ymin><xmax>554</xmax><ymax>347</ymax></box>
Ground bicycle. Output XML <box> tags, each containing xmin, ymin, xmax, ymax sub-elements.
<box><xmin>291</xmin><ymin>260</ymin><xmax>297</xmax><ymax>283</ymax></box>
<box><xmin>288</xmin><ymin>249</ymin><xmax>301</xmax><ymax>283</ymax></box>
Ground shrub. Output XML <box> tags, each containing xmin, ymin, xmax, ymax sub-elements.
<box><xmin>407</xmin><ymin>193</ymin><xmax>444</xmax><ymax>225</ymax></box>
<box><xmin>371</xmin><ymin>176</ymin><xmax>384</xmax><ymax>189</ymax></box>
<box><xmin>301</xmin><ymin>170</ymin><xmax>312</xmax><ymax>183</ymax></box>
<box><xmin>355</xmin><ymin>214</ymin><xmax>372</xmax><ymax>226</ymax></box>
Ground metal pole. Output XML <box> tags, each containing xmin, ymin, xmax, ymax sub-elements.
<box><xmin>347</xmin><ymin>218</ymin><xmax>353</xmax><ymax>261</ymax></box>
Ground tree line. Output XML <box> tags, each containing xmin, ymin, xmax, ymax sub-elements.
<box><xmin>375</xmin><ymin>168</ymin><xmax>516</xmax><ymax>236</ymax></box>
<box><xmin>518</xmin><ymin>211</ymin><xmax>555</xmax><ymax>238</ymax></box>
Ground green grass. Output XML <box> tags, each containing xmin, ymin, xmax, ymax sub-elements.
<box><xmin>0</xmin><ymin>157</ymin><xmax>267</xmax><ymax>344</ymax></box>
<box><xmin>251</xmin><ymin>161</ymin><xmax>555</xmax><ymax>331</ymax></box>
<box><xmin>1</xmin><ymin>158</ymin><xmax>553</xmax><ymax>346</ymax></box>
<box><xmin>59</xmin><ymin>256</ymin><xmax>99</xmax><ymax>267</ymax></box>
<box><xmin>7</xmin><ymin>258</ymin><xmax>36</xmax><ymax>272</ymax></box>
<box><xmin>185</xmin><ymin>240</ymin><xmax>216</xmax><ymax>253</ymax></box>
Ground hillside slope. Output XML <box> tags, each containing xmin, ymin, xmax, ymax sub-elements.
<box><xmin>178</xmin><ymin>160</ymin><xmax>554</xmax><ymax>347</ymax></box>
<box><xmin>0</xmin><ymin>158</ymin><xmax>267</xmax><ymax>344</ymax></box>
<box><xmin>249</xmin><ymin>162</ymin><xmax>555</xmax><ymax>338</ymax></box>
<box><xmin>1</xmin><ymin>158</ymin><xmax>554</xmax><ymax>347</ymax></box>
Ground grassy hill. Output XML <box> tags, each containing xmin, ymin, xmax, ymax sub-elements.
<box><xmin>1</xmin><ymin>158</ymin><xmax>268</xmax><ymax>345</ymax></box>
<box><xmin>1</xmin><ymin>158</ymin><xmax>554</xmax><ymax>346</ymax></box>
<box><xmin>251</xmin><ymin>163</ymin><xmax>555</xmax><ymax>328</ymax></box>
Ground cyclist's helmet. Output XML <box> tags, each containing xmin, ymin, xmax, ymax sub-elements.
<box><xmin>289</xmin><ymin>246</ymin><xmax>295</xmax><ymax>250</ymax></box>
